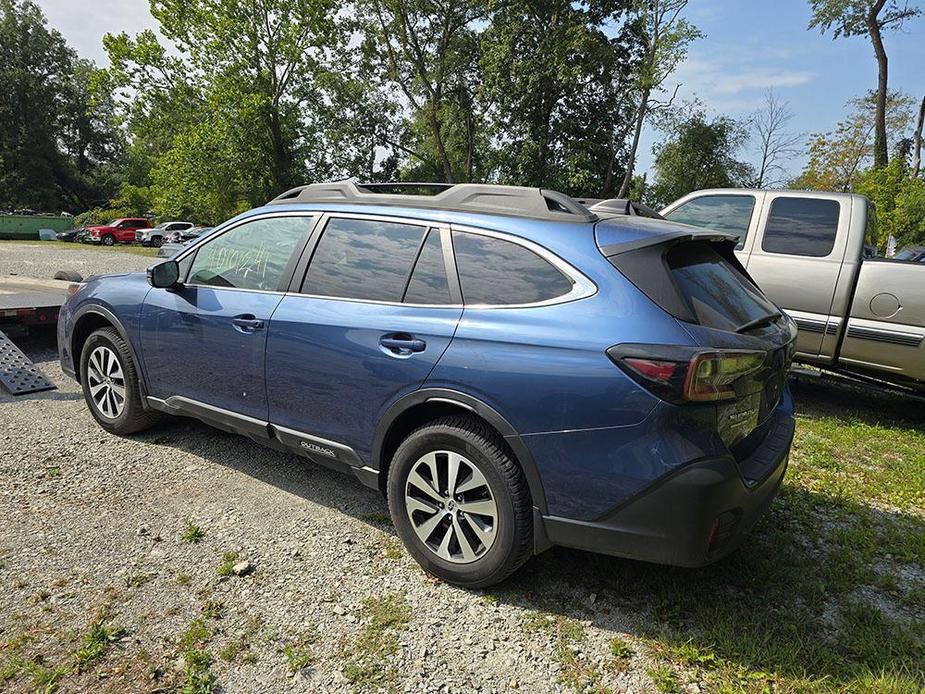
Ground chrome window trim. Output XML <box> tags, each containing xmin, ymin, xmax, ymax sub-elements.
<box><xmin>449</xmin><ymin>223</ymin><xmax>597</xmax><ymax>309</ymax></box>
<box><xmin>172</xmin><ymin>210</ymin><xmax>319</xmax><ymax>294</ymax></box>
<box><xmin>167</xmin><ymin>208</ymin><xmax>597</xmax><ymax>308</ymax></box>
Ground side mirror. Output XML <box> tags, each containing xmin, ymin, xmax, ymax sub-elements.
<box><xmin>147</xmin><ymin>260</ymin><xmax>180</xmax><ymax>289</ymax></box>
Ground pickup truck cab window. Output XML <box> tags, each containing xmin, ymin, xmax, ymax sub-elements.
<box><xmin>301</xmin><ymin>217</ymin><xmax>427</xmax><ymax>302</ymax></box>
<box><xmin>187</xmin><ymin>215</ymin><xmax>313</xmax><ymax>291</ymax></box>
<box><xmin>663</xmin><ymin>194</ymin><xmax>755</xmax><ymax>248</ymax></box>
<box><xmin>761</xmin><ymin>197</ymin><xmax>840</xmax><ymax>257</ymax></box>
<box><xmin>452</xmin><ymin>230</ymin><xmax>573</xmax><ymax>305</ymax></box>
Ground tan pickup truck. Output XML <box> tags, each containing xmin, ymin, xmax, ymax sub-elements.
<box><xmin>661</xmin><ymin>189</ymin><xmax>925</xmax><ymax>393</ymax></box>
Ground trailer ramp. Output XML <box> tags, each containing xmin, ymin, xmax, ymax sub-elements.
<box><xmin>0</xmin><ymin>330</ymin><xmax>55</xmax><ymax>395</ymax></box>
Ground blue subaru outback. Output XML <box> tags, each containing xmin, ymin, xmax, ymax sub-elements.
<box><xmin>58</xmin><ymin>182</ymin><xmax>796</xmax><ymax>587</ymax></box>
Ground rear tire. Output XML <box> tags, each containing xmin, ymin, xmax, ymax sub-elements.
<box><xmin>387</xmin><ymin>416</ymin><xmax>533</xmax><ymax>588</ymax></box>
<box><xmin>80</xmin><ymin>327</ymin><xmax>159</xmax><ymax>434</ymax></box>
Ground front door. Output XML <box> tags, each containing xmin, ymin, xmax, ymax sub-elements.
<box><xmin>140</xmin><ymin>214</ymin><xmax>315</xmax><ymax>420</ymax></box>
<box><xmin>266</xmin><ymin>216</ymin><xmax>463</xmax><ymax>463</ymax></box>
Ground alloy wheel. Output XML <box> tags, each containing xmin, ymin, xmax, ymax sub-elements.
<box><xmin>87</xmin><ymin>345</ymin><xmax>126</xmax><ymax>419</ymax></box>
<box><xmin>404</xmin><ymin>450</ymin><xmax>498</xmax><ymax>564</ymax></box>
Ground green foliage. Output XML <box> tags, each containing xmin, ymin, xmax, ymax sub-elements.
<box><xmin>479</xmin><ymin>0</ymin><xmax>641</xmax><ymax>196</ymax></box>
<box><xmin>808</xmin><ymin>0</ymin><xmax>920</xmax><ymax>39</ymax></box>
<box><xmin>646</xmin><ymin>108</ymin><xmax>752</xmax><ymax>208</ymax></box>
<box><xmin>855</xmin><ymin>157</ymin><xmax>925</xmax><ymax>250</ymax></box>
<box><xmin>181</xmin><ymin>521</ymin><xmax>205</xmax><ymax>544</ymax></box>
<box><xmin>0</xmin><ymin>0</ymin><xmax>124</xmax><ymax>213</ymax></box>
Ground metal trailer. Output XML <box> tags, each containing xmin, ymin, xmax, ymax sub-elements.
<box><xmin>0</xmin><ymin>275</ymin><xmax>72</xmax><ymax>394</ymax></box>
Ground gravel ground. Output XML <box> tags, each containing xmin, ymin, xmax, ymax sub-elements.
<box><xmin>0</xmin><ymin>243</ymin><xmax>152</xmax><ymax>280</ymax></box>
<box><xmin>0</xmin><ymin>246</ymin><xmax>671</xmax><ymax>692</ymax></box>
<box><xmin>0</xmin><ymin>338</ymin><xmax>668</xmax><ymax>694</ymax></box>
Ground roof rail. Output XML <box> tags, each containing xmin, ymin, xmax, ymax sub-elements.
<box><xmin>583</xmin><ymin>198</ymin><xmax>664</xmax><ymax>220</ymax></box>
<box><xmin>268</xmin><ymin>180</ymin><xmax>598</xmax><ymax>223</ymax></box>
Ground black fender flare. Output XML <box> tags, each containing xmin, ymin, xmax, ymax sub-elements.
<box><xmin>71</xmin><ymin>304</ymin><xmax>150</xmax><ymax>404</ymax></box>
<box><xmin>372</xmin><ymin>388</ymin><xmax>548</xmax><ymax>515</ymax></box>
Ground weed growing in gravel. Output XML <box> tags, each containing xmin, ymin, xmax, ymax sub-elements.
<box><xmin>181</xmin><ymin>619</ymin><xmax>212</xmax><ymax>650</ymax></box>
<box><xmin>176</xmin><ymin>572</ymin><xmax>191</xmax><ymax>586</ymax></box>
<box><xmin>647</xmin><ymin>664</ymin><xmax>679</xmax><ymax>693</ymax></box>
<box><xmin>181</xmin><ymin>521</ymin><xmax>205</xmax><ymax>544</ymax></box>
<box><xmin>200</xmin><ymin>600</ymin><xmax>225</xmax><ymax>620</ymax></box>
<box><xmin>609</xmin><ymin>636</ymin><xmax>633</xmax><ymax>661</ymax></box>
<box><xmin>342</xmin><ymin>593</ymin><xmax>411</xmax><ymax>689</ymax></box>
<box><xmin>125</xmin><ymin>572</ymin><xmax>152</xmax><ymax>589</ymax></box>
<box><xmin>26</xmin><ymin>659</ymin><xmax>69</xmax><ymax>691</ymax></box>
<box><xmin>179</xmin><ymin>617</ymin><xmax>215</xmax><ymax>693</ymax></box>
<box><xmin>216</xmin><ymin>551</ymin><xmax>239</xmax><ymax>577</ymax></box>
<box><xmin>525</xmin><ymin>612</ymin><xmax>602</xmax><ymax>690</ymax></box>
<box><xmin>381</xmin><ymin>536</ymin><xmax>403</xmax><ymax>560</ymax></box>
<box><xmin>74</xmin><ymin>612</ymin><xmax>125</xmax><ymax>672</ymax></box>
<box><xmin>283</xmin><ymin>634</ymin><xmax>317</xmax><ymax>673</ymax></box>
<box><xmin>360</xmin><ymin>512</ymin><xmax>393</xmax><ymax>528</ymax></box>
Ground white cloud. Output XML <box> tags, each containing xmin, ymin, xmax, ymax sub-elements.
<box><xmin>35</xmin><ymin>0</ymin><xmax>158</xmax><ymax>65</ymax></box>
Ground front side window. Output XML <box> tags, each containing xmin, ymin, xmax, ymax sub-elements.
<box><xmin>302</xmin><ymin>217</ymin><xmax>427</xmax><ymax>302</ymax></box>
<box><xmin>452</xmin><ymin>231</ymin><xmax>573</xmax><ymax>305</ymax></box>
<box><xmin>664</xmin><ymin>195</ymin><xmax>755</xmax><ymax>248</ymax></box>
<box><xmin>187</xmin><ymin>216</ymin><xmax>313</xmax><ymax>291</ymax></box>
<box><xmin>761</xmin><ymin>197</ymin><xmax>840</xmax><ymax>257</ymax></box>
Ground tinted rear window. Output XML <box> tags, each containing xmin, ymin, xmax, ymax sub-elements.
<box><xmin>452</xmin><ymin>231</ymin><xmax>573</xmax><ymax>305</ymax></box>
<box><xmin>667</xmin><ymin>242</ymin><xmax>779</xmax><ymax>332</ymax></box>
<box><xmin>665</xmin><ymin>195</ymin><xmax>755</xmax><ymax>248</ymax></box>
<box><xmin>761</xmin><ymin>197</ymin><xmax>840</xmax><ymax>257</ymax></box>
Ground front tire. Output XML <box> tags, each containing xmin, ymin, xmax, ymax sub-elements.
<box><xmin>80</xmin><ymin>327</ymin><xmax>159</xmax><ymax>434</ymax></box>
<box><xmin>101</xmin><ymin>234</ymin><xmax>115</xmax><ymax>246</ymax></box>
<box><xmin>151</xmin><ymin>236</ymin><xmax>163</xmax><ymax>248</ymax></box>
<box><xmin>387</xmin><ymin>416</ymin><xmax>533</xmax><ymax>588</ymax></box>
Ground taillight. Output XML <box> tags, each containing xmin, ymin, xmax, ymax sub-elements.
<box><xmin>609</xmin><ymin>347</ymin><xmax>764</xmax><ymax>404</ymax></box>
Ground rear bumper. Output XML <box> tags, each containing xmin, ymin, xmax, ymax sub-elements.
<box><xmin>538</xmin><ymin>406</ymin><xmax>794</xmax><ymax>567</ymax></box>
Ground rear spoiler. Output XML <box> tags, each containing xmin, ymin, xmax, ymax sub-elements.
<box><xmin>599</xmin><ymin>230</ymin><xmax>740</xmax><ymax>257</ymax></box>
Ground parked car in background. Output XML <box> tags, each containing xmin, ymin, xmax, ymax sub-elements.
<box><xmin>662</xmin><ymin>188</ymin><xmax>925</xmax><ymax>393</ymax></box>
<box><xmin>137</xmin><ymin>221</ymin><xmax>194</xmax><ymax>247</ymax></box>
<box><xmin>893</xmin><ymin>246</ymin><xmax>925</xmax><ymax>262</ymax></box>
<box><xmin>84</xmin><ymin>218</ymin><xmax>152</xmax><ymax>246</ymax></box>
<box><xmin>56</xmin><ymin>228</ymin><xmax>83</xmax><ymax>242</ymax></box>
<box><xmin>59</xmin><ymin>181</ymin><xmax>796</xmax><ymax>587</ymax></box>
<box><xmin>170</xmin><ymin>225</ymin><xmax>213</xmax><ymax>243</ymax></box>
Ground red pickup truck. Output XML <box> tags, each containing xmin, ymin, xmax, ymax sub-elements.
<box><xmin>85</xmin><ymin>218</ymin><xmax>152</xmax><ymax>246</ymax></box>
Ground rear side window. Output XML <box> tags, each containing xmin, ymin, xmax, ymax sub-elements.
<box><xmin>452</xmin><ymin>231</ymin><xmax>573</xmax><ymax>305</ymax></box>
<box><xmin>404</xmin><ymin>230</ymin><xmax>452</xmax><ymax>304</ymax></box>
<box><xmin>667</xmin><ymin>242</ymin><xmax>779</xmax><ymax>332</ymax></box>
<box><xmin>761</xmin><ymin>197</ymin><xmax>840</xmax><ymax>257</ymax></box>
<box><xmin>665</xmin><ymin>195</ymin><xmax>755</xmax><ymax>248</ymax></box>
<box><xmin>303</xmin><ymin>217</ymin><xmax>426</xmax><ymax>302</ymax></box>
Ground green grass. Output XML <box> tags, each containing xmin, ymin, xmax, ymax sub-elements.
<box><xmin>181</xmin><ymin>521</ymin><xmax>205</xmax><ymax>544</ymax></box>
<box><xmin>0</xmin><ymin>239</ymin><xmax>159</xmax><ymax>257</ymax></box>
<box><xmin>341</xmin><ymin>593</ymin><xmax>411</xmax><ymax>689</ymax></box>
<box><xmin>73</xmin><ymin>612</ymin><xmax>125</xmax><ymax>672</ymax></box>
<box><xmin>216</xmin><ymin>551</ymin><xmax>239</xmax><ymax>577</ymax></box>
<box><xmin>486</xmin><ymin>380</ymin><xmax>925</xmax><ymax>693</ymax></box>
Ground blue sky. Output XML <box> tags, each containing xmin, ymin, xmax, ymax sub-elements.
<box><xmin>37</xmin><ymin>0</ymin><xmax>925</xmax><ymax>181</ymax></box>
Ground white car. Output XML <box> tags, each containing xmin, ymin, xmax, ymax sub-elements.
<box><xmin>136</xmin><ymin>221</ymin><xmax>193</xmax><ymax>247</ymax></box>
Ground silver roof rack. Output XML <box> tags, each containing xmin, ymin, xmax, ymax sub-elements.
<box><xmin>268</xmin><ymin>181</ymin><xmax>598</xmax><ymax>223</ymax></box>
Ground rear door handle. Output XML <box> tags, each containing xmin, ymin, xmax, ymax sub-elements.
<box><xmin>232</xmin><ymin>314</ymin><xmax>265</xmax><ymax>334</ymax></box>
<box><xmin>380</xmin><ymin>333</ymin><xmax>426</xmax><ymax>355</ymax></box>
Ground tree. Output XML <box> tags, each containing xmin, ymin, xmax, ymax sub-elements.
<box><xmin>792</xmin><ymin>90</ymin><xmax>914</xmax><ymax>192</ymax></box>
<box><xmin>747</xmin><ymin>88</ymin><xmax>802</xmax><ymax>188</ymax></box>
<box><xmin>912</xmin><ymin>94</ymin><xmax>924</xmax><ymax>179</ymax></box>
<box><xmin>357</xmin><ymin>0</ymin><xmax>485</xmax><ymax>183</ymax></box>
<box><xmin>645</xmin><ymin>108</ymin><xmax>752</xmax><ymax>208</ymax></box>
<box><xmin>809</xmin><ymin>0</ymin><xmax>920</xmax><ymax>169</ymax></box>
<box><xmin>0</xmin><ymin>0</ymin><xmax>122</xmax><ymax>212</ymax></box>
<box><xmin>480</xmin><ymin>0</ymin><xmax>642</xmax><ymax>196</ymax></box>
<box><xmin>617</xmin><ymin>0</ymin><xmax>701</xmax><ymax>198</ymax></box>
<box><xmin>855</xmin><ymin>156</ymin><xmax>925</xmax><ymax>250</ymax></box>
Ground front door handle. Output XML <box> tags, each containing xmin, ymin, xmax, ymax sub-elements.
<box><xmin>232</xmin><ymin>314</ymin><xmax>265</xmax><ymax>334</ymax></box>
<box><xmin>380</xmin><ymin>333</ymin><xmax>426</xmax><ymax>355</ymax></box>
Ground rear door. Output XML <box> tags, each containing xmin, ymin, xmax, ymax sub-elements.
<box><xmin>743</xmin><ymin>193</ymin><xmax>848</xmax><ymax>358</ymax></box>
<box><xmin>265</xmin><ymin>214</ymin><xmax>463</xmax><ymax>465</ymax></box>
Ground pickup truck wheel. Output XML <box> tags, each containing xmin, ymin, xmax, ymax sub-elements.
<box><xmin>80</xmin><ymin>328</ymin><xmax>159</xmax><ymax>435</ymax></box>
<box><xmin>151</xmin><ymin>236</ymin><xmax>163</xmax><ymax>247</ymax></box>
<box><xmin>101</xmin><ymin>234</ymin><xmax>115</xmax><ymax>246</ymax></box>
<box><xmin>387</xmin><ymin>416</ymin><xmax>532</xmax><ymax>588</ymax></box>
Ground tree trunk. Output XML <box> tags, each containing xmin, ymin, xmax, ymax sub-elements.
<box><xmin>867</xmin><ymin>0</ymin><xmax>889</xmax><ymax>169</ymax></box>
<box><xmin>617</xmin><ymin>88</ymin><xmax>650</xmax><ymax>198</ymax></box>
<box><xmin>912</xmin><ymin>94</ymin><xmax>925</xmax><ymax>179</ymax></box>
<box><xmin>429</xmin><ymin>102</ymin><xmax>454</xmax><ymax>184</ymax></box>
